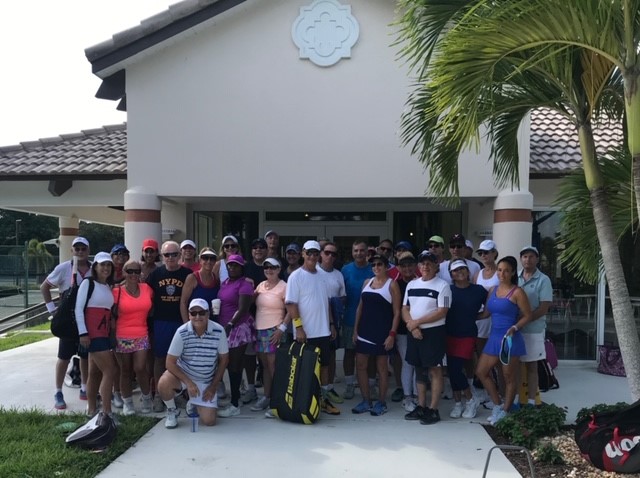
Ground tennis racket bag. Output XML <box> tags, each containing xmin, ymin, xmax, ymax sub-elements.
<box><xmin>575</xmin><ymin>400</ymin><xmax>640</xmax><ymax>472</ymax></box>
<box><xmin>66</xmin><ymin>412</ymin><xmax>117</xmax><ymax>450</ymax></box>
<box><xmin>269</xmin><ymin>342</ymin><xmax>321</xmax><ymax>424</ymax></box>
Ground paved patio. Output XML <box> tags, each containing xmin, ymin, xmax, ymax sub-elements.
<box><xmin>0</xmin><ymin>338</ymin><xmax>632</xmax><ymax>477</ymax></box>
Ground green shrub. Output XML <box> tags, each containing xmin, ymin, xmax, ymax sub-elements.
<box><xmin>575</xmin><ymin>402</ymin><xmax>629</xmax><ymax>424</ymax></box>
<box><xmin>535</xmin><ymin>442</ymin><xmax>564</xmax><ymax>465</ymax></box>
<box><xmin>494</xmin><ymin>404</ymin><xmax>567</xmax><ymax>449</ymax></box>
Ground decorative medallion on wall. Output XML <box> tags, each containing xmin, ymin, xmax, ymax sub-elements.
<box><xmin>292</xmin><ymin>0</ymin><xmax>360</xmax><ymax>67</ymax></box>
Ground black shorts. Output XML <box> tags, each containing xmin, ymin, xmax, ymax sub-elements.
<box><xmin>406</xmin><ymin>325</ymin><xmax>446</xmax><ymax>368</ymax></box>
<box><xmin>305</xmin><ymin>336</ymin><xmax>331</xmax><ymax>366</ymax></box>
<box><xmin>58</xmin><ymin>337</ymin><xmax>88</xmax><ymax>360</ymax></box>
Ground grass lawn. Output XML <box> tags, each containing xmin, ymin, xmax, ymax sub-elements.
<box><xmin>0</xmin><ymin>322</ymin><xmax>53</xmax><ymax>352</ymax></box>
<box><xmin>0</xmin><ymin>409</ymin><xmax>159</xmax><ymax>477</ymax></box>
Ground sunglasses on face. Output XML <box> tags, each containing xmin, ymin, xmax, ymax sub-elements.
<box><xmin>450</xmin><ymin>244</ymin><xmax>465</xmax><ymax>249</ymax></box>
<box><xmin>143</xmin><ymin>248</ymin><xmax>156</xmax><ymax>254</ymax></box>
<box><xmin>189</xmin><ymin>310</ymin><xmax>208</xmax><ymax>317</ymax></box>
<box><xmin>378</xmin><ymin>247</ymin><xmax>392</xmax><ymax>252</ymax></box>
<box><xmin>286</xmin><ymin>250</ymin><xmax>299</xmax><ymax>255</ymax></box>
<box><xmin>125</xmin><ymin>269</ymin><xmax>141</xmax><ymax>274</ymax></box>
<box><xmin>305</xmin><ymin>251</ymin><xmax>320</xmax><ymax>257</ymax></box>
<box><xmin>163</xmin><ymin>252</ymin><xmax>180</xmax><ymax>258</ymax></box>
<box><xmin>450</xmin><ymin>268</ymin><xmax>467</xmax><ymax>274</ymax></box>
<box><xmin>428</xmin><ymin>243</ymin><xmax>442</xmax><ymax>248</ymax></box>
<box><xmin>263</xmin><ymin>265</ymin><xmax>280</xmax><ymax>271</ymax></box>
<box><xmin>223</xmin><ymin>244</ymin><xmax>237</xmax><ymax>249</ymax></box>
<box><xmin>200</xmin><ymin>256</ymin><xmax>217</xmax><ymax>262</ymax></box>
<box><xmin>371</xmin><ymin>262</ymin><xmax>385</xmax><ymax>268</ymax></box>
<box><xmin>477</xmin><ymin>250</ymin><xmax>491</xmax><ymax>256</ymax></box>
<box><xmin>115</xmin><ymin>251</ymin><xmax>129</xmax><ymax>256</ymax></box>
<box><xmin>322</xmin><ymin>250</ymin><xmax>338</xmax><ymax>257</ymax></box>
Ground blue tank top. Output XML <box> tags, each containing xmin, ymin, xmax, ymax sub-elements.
<box><xmin>487</xmin><ymin>286</ymin><xmax>519</xmax><ymax>332</ymax></box>
<box><xmin>190</xmin><ymin>271</ymin><xmax>220</xmax><ymax>318</ymax></box>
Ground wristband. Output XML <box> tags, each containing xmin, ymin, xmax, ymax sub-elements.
<box><xmin>293</xmin><ymin>317</ymin><xmax>303</xmax><ymax>328</ymax></box>
<box><xmin>46</xmin><ymin>302</ymin><xmax>56</xmax><ymax>313</ymax></box>
<box><xmin>389</xmin><ymin>330</ymin><xmax>397</xmax><ymax>337</ymax></box>
<box><xmin>278</xmin><ymin>323</ymin><xmax>287</xmax><ymax>333</ymax></box>
<box><xmin>512</xmin><ymin>325</ymin><xmax>518</xmax><ymax>332</ymax></box>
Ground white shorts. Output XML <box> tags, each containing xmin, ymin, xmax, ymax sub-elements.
<box><xmin>520</xmin><ymin>332</ymin><xmax>546</xmax><ymax>362</ymax></box>
<box><xmin>476</xmin><ymin>318</ymin><xmax>491</xmax><ymax>339</ymax></box>
<box><xmin>179</xmin><ymin>380</ymin><xmax>219</xmax><ymax>408</ymax></box>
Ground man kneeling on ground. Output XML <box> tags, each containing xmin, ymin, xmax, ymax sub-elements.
<box><xmin>158</xmin><ymin>298</ymin><xmax>229</xmax><ymax>428</ymax></box>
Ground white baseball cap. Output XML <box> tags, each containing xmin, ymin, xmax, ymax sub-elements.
<box><xmin>180</xmin><ymin>239</ymin><xmax>196</xmax><ymax>249</ymax></box>
<box><xmin>303</xmin><ymin>240</ymin><xmax>321</xmax><ymax>251</ymax></box>
<box><xmin>93</xmin><ymin>252</ymin><xmax>113</xmax><ymax>264</ymax></box>
<box><xmin>72</xmin><ymin>237</ymin><xmax>89</xmax><ymax>247</ymax></box>
<box><xmin>189</xmin><ymin>298</ymin><xmax>209</xmax><ymax>311</ymax></box>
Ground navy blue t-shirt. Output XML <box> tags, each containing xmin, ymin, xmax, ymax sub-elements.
<box><xmin>446</xmin><ymin>284</ymin><xmax>488</xmax><ymax>337</ymax></box>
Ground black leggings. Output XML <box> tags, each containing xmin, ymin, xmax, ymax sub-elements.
<box><xmin>447</xmin><ymin>355</ymin><xmax>470</xmax><ymax>392</ymax></box>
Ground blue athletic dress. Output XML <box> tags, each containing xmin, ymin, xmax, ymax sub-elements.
<box><xmin>483</xmin><ymin>286</ymin><xmax>526</xmax><ymax>357</ymax></box>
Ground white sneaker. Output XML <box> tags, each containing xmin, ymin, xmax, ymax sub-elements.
<box><xmin>218</xmin><ymin>404</ymin><xmax>241</xmax><ymax>418</ymax></box>
<box><xmin>140</xmin><ymin>395</ymin><xmax>152</xmax><ymax>414</ymax></box>
<box><xmin>165</xmin><ymin>408</ymin><xmax>179</xmax><ymax>429</ymax></box>
<box><xmin>123</xmin><ymin>400</ymin><xmax>136</xmax><ymax>416</ymax></box>
<box><xmin>489</xmin><ymin>407</ymin><xmax>507</xmax><ymax>425</ymax></box>
<box><xmin>474</xmin><ymin>388</ymin><xmax>490</xmax><ymax>404</ymax></box>
<box><xmin>487</xmin><ymin>404</ymin><xmax>504</xmax><ymax>424</ymax></box>
<box><xmin>112</xmin><ymin>392</ymin><xmax>124</xmax><ymax>408</ymax></box>
<box><xmin>241</xmin><ymin>388</ymin><xmax>258</xmax><ymax>404</ymax></box>
<box><xmin>264</xmin><ymin>409</ymin><xmax>275</xmax><ymax>419</ymax></box>
<box><xmin>403</xmin><ymin>396</ymin><xmax>417</xmax><ymax>413</ymax></box>
<box><xmin>251</xmin><ymin>396</ymin><xmax>270</xmax><ymax>411</ymax></box>
<box><xmin>449</xmin><ymin>401</ymin><xmax>464</xmax><ymax>419</ymax></box>
<box><xmin>462</xmin><ymin>398</ymin><xmax>479</xmax><ymax>419</ymax></box>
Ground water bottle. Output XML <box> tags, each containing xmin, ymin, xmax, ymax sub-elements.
<box><xmin>189</xmin><ymin>410</ymin><xmax>199</xmax><ymax>432</ymax></box>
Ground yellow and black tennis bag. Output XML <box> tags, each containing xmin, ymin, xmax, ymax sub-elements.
<box><xmin>269</xmin><ymin>342</ymin><xmax>321</xmax><ymax>424</ymax></box>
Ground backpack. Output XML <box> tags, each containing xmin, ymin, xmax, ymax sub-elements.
<box><xmin>51</xmin><ymin>276</ymin><xmax>95</xmax><ymax>340</ymax></box>
<box><xmin>66</xmin><ymin>412</ymin><xmax>117</xmax><ymax>450</ymax></box>
<box><xmin>538</xmin><ymin>359</ymin><xmax>559</xmax><ymax>392</ymax></box>
<box><xmin>575</xmin><ymin>400</ymin><xmax>640</xmax><ymax>473</ymax></box>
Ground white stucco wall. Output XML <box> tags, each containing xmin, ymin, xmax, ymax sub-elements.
<box><xmin>125</xmin><ymin>0</ymin><xmax>523</xmax><ymax>200</ymax></box>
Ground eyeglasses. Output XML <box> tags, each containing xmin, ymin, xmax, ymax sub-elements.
<box><xmin>189</xmin><ymin>310</ymin><xmax>208</xmax><ymax>317</ymax></box>
<box><xmin>263</xmin><ymin>265</ymin><xmax>280</xmax><ymax>270</ymax></box>
<box><xmin>223</xmin><ymin>244</ymin><xmax>237</xmax><ymax>249</ymax></box>
<box><xmin>200</xmin><ymin>256</ymin><xmax>217</xmax><ymax>262</ymax></box>
<box><xmin>450</xmin><ymin>244</ymin><xmax>465</xmax><ymax>249</ymax></box>
<box><xmin>322</xmin><ymin>250</ymin><xmax>338</xmax><ymax>257</ymax></box>
<box><xmin>427</xmin><ymin>243</ymin><xmax>442</xmax><ymax>248</ymax></box>
<box><xmin>125</xmin><ymin>269</ymin><xmax>141</xmax><ymax>274</ymax></box>
<box><xmin>163</xmin><ymin>252</ymin><xmax>180</xmax><ymax>258</ymax></box>
<box><xmin>305</xmin><ymin>250</ymin><xmax>320</xmax><ymax>256</ymax></box>
<box><xmin>371</xmin><ymin>262</ymin><xmax>385</xmax><ymax>268</ymax></box>
<box><xmin>378</xmin><ymin>247</ymin><xmax>392</xmax><ymax>252</ymax></box>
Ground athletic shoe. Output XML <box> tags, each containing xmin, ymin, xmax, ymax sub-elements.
<box><xmin>489</xmin><ymin>408</ymin><xmax>507</xmax><ymax>425</ymax></box>
<box><xmin>54</xmin><ymin>391</ymin><xmax>66</xmax><ymax>410</ymax></box>
<box><xmin>510</xmin><ymin>402</ymin><xmax>521</xmax><ymax>412</ymax></box>
<box><xmin>140</xmin><ymin>395</ymin><xmax>152</xmax><ymax>414</ymax></box>
<box><xmin>153</xmin><ymin>395</ymin><xmax>165</xmax><ymax>413</ymax></box>
<box><xmin>321</xmin><ymin>398</ymin><xmax>341</xmax><ymax>415</ymax></box>
<box><xmin>123</xmin><ymin>401</ymin><xmax>136</xmax><ymax>416</ymax></box>
<box><xmin>264</xmin><ymin>409</ymin><xmax>275</xmax><ymax>419</ymax></box>
<box><xmin>487</xmin><ymin>404</ymin><xmax>504</xmax><ymax>424</ymax></box>
<box><xmin>186</xmin><ymin>400</ymin><xmax>197</xmax><ymax>417</ymax></box>
<box><xmin>343</xmin><ymin>384</ymin><xmax>355</xmax><ymax>400</ymax></box>
<box><xmin>449</xmin><ymin>401</ymin><xmax>464</xmax><ymax>419</ymax></box>
<box><xmin>241</xmin><ymin>388</ymin><xmax>258</xmax><ymax>404</ymax></box>
<box><xmin>326</xmin><ymin>388</ymin><xmax>344</xmax><ymax>404</ymax></box>
<box><xmin>165</xmin><ymin>408</ymin><xmax>179</xmax><ymax>429</ymax></box>
<box><xmin>370</xmin><ymin>401</ymin><xmax>388</xmax><ymax>416</ymax></box>
<box><xmin>420</xmin><ymin>408</ymin><xmax>441</xmax><ymax>425</ymax></box>
<box><xmin>79</xmin><ymin>389</ymin><xmax>87</xmax><ymax>401</ymax></box>
<box><xmin>112</xmin><ymin>392</ymin><xmax>124</xmax><ymax>408</ymax></box>
<box><xmin>391</xmin><ymin>388</ymin><xmax>403</xmax><ymax>402</ymax></box>
<box><xmin>250</xmin><ymin>396</ymin><xmax>270</xmax><ymax>411</ymax></box>
<box><xmin>474</xmin><ymin>388</ymin><xmax>490</xmax><ymax>404</ymax></box>
<box><xmin>218</xmin><ymin>404</ymin><xmax>241</xmax><ymax>418</ymax></box>
<box><xmin>405</xmin><ymin>405</ymin><xmax>427</xmax><ymax>421</ymax></box>
<box><xmin>351</xmin><ymin>400</ymin><xmax>371</xmax><ymax>414</ymax></box>
<box><xmin>462</xmin><ymin>397</ymin><xmax>479</xmax><ymax>419</ymax></box>
<box><xmin>403</xmin><ymin>396</ymin><xmax>417</xmax><ymax>413</ymax></box>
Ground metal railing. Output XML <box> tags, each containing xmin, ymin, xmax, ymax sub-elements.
<box><xmin>0</xmin><ymin>298</ymin><xmax>58</xmax><ymax>335</ymax></box>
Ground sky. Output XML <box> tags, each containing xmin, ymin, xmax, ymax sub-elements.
<box><xmin>0</xmin><ymin>1</ymin><xmax>172</xmax><ymax>146</ymax></box>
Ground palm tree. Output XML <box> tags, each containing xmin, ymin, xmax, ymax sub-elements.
<box><xmin>26</xmin><ymin>238</ymin><xmax>54</xmax><ymax>283</ymax></box>
<box><xmin>395</xmin><ymin>0</ymin><xmax>640</xmax><ymax>398</ymax></box>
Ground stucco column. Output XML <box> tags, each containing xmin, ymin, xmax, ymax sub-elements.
<box><xmin>124</xmin><ymin>187</ymin><xmax>162</xmax><ymax>256</ymax></box>
<box><xmin>58</xmin><ymin>216</ymin><xmax>80</xmax><ymax>263</ymax></box>
<box><xmin>493</xmin><ymin>190</ymin><xmax>533</xmax><ymax>259</ymax></box>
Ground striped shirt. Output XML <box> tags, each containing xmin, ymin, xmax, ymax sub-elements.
<box><xmin>404</xmin><ymin>276</ymin><xmax>452</xmax><ymax>329</ymax></box>
<box><xmin>167</xmin><ymin>320</ymin><xmax>229</xmax><ymax>382</ymax></box>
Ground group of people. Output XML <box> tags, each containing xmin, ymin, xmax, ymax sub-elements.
<box><xmin>42</xmin><ymin>230</ymin><xmax>551</xmax><ymax>429</ymax></box>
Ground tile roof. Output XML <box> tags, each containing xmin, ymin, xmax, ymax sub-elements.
<box><xmin>529</xmin><ymin>108</ymin><xmax>623</xmax><ymax>175</ymax></box>
<box><xmin>0</xmin><ymin>124</ymin><xmax>126</xmax><ymax>178</ymax></box>
<box><xmin>0</xmin><ymin>109</ymin><xmax>623</xmax><ymax>179</ymax></box>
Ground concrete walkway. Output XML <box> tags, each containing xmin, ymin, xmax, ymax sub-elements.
<box><xmin>0</xmin><ymin>338</ymin><xmax>632</xmax><ymax>477</ymax></box>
